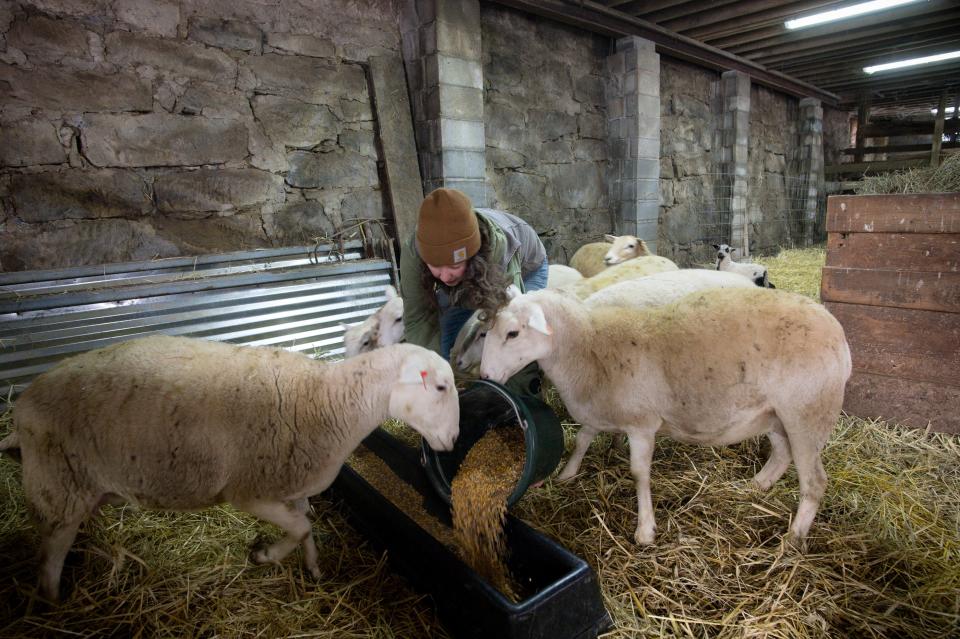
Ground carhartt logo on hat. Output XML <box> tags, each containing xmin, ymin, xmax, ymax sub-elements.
<box><xmin>416</xmin><ymin>188</ymin><xmax>480</xmax><ymax>267</ymax></box>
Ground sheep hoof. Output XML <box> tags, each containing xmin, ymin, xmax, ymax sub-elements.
<box><xmin>783</xmin><ymin>532</ymin><xmax>808</xmax><ymax>554</ymax></box>
<box><xmin>306</xmin><ymin>563</ymin><xmax>322</xmax><ymax>580</ymax></box>
<box><xmin>249</xmin><ymin>538</ymin><xmax>277</xmax><ymax>566</ymax></box>
<box><xmin>634</xmin><ymin>526</ymin><xmax>656</xmax><ymax>546</ymax></box>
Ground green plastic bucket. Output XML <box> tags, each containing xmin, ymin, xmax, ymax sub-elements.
<box><xmin>421</xmin><ymin>379</ymin><xmax>564</xmax><ymax>508</ymax></box>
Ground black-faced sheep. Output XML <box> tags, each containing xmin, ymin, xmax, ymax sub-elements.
<box><xmin>713</xmin><ymin>244</ymin><xmax>775</xmax><ymax>288</ymax></box>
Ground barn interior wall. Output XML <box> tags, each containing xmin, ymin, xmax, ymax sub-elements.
<box><xmin>0</xmin><ymin>0</ymin><xmax>399</xmax><ymax>271</ymax></box>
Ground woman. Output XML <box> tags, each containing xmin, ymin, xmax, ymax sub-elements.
<box><xmin>399</xmin><ymin>188</ymin><xmax>548</xmax><ymax>393</ymax></box>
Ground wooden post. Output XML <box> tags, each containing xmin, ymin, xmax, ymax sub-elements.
<box><xmin>931</xmin><ymin>90</ymin><xmax>947</xmax><ymax>168</ymax></box>
<box><xmin>854</xmin><ymin>93</ymin><xmax>870</xmax><ymax>164</ymax></box>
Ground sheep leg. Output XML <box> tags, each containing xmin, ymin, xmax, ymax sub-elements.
<box><xmin>626</xmin><ymin>430</ymin><xmax>657</xmax><ymax>545</ymax></box>
<box><xmin>556</xmin><ymin>425</ymin><xmax>599</xmax><ymax>481</ymax></box>
<box><xmin>752</xmin><ymin>421</ymin><xmax>792</xmax><ymax>491</ymax></box>
<box><xmin>35</xmin><ymin>496</ymin><xmax>96</xmax><ymax>602</ymax></box>
<box><xmin>240</xmin><ymin>500</ymin><xmax>320</xmax><ymax>579</ymax></box>
<box><xmin>779</xmin><ymin>411</ymin><xmax>829</xmax><ymax>549</ymax></box>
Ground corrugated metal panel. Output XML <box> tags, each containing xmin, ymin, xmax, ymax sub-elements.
<box><xmin>0</xmin><ymin>242</ymin><xmax>397</xmax><ymax>399</ymax></box>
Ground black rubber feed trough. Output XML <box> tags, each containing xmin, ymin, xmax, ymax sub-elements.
<box><xmin>326</xmin><ymin>385</ymin><xmax>611</xmax><ymax>639</ymax></box>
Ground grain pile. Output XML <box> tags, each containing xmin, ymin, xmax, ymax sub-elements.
<box><xmin>348</xmin><ymin>446</ymin><xmax>456</xmax><ymax>548</ymax></box>
<box><xmin>450</xmin><ymin>426</ymin><xmax>526</xmax><ymax>599</ymax></box>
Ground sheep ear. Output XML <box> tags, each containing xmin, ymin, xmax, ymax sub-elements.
<box><xmin>384</xmin><ymin>285</ymin><xmax>398</xmax><ymax>299</ymax></box>
<box><xmin>526</xmin><ymin>303</ymin><xmax>552</xmax><ymax>335</ymax></box>
<box><xmin>398</xmin><ymin>355</ymin><xmax>429</xmax><ymax>387</ymax></box>
<box><xmin>604</xmin><ymin>234</ymin><xmax>616</xmax><ymax>243</ymax></box>
<box><xmin>712</xmin><ymin>244</ymin><xmax>720</xmax><ymax>250</ymax></box>
<box><xmin>505</xmin><ymin>284</ymin><xmax>523</xmax><ymax>300</ymax></box>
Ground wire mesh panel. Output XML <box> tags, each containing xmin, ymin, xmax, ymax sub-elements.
<box><xmin>687</xmin><ymin>172</ymin><xmax>826</xmax><ymax>264</ymax></box>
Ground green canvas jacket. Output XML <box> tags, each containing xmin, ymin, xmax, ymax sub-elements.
<box><xmin>399</xmin><ymin>208</ymin><xmax>546</xmax><ymax>355</ymax></box>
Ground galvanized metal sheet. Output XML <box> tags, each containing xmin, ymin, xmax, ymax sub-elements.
<box><xmin>0</xmin><ymin>243</ymin><xmax>398</xmax><ymax>399</ymax></box>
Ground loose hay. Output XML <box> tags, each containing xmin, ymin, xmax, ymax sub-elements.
<box><xmin>1</xmin><ymin>247</ymin><xmax>958</xmax><ymax>638</ymax></box>
<box><xmin>854</xmin><ymin>152</ymin><xmax>960</xmax><ymax>195</ymax></box>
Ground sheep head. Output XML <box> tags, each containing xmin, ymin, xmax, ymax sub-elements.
<box><xmin>604</xmin><ymin>234</ymin><xmax>646</xmax><ymax>265</ymax></box>
<box><xmin>376</xmin><ymin>285</ymin><xmax>405</xmax><ymax>348</ymax></box>
<box><xmin>479</xmin><ymin>293</ymin><xmax>553</xmax><ymax>384</ymax></box>
<box><xmin>389</xmin><ymin>347</ymin><xmax>459</xmax><ymax>451</ymax></box>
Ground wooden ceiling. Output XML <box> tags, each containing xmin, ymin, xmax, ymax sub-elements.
<box><xmin>496</xmin><ymin>0</ymin><xmax>960</xmax><ymax>116</ymax></box>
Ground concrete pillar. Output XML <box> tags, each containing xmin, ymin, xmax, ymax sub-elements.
<box><xmin>798</xmin><ymin>97</ymin><xmax>824</xmax><ymax>246</ymax></box>
<box><xmin>400</xmin><ymin>0</ymin><xmax>487</xmax><ymax>207</ymax></box>
<box><xmin>605</xmin><ymin>36</ymin><xmax>660</xmax><ymax>254</ymax></box>
<box><xmin>719</xmin><ymin>70</ymin><xmax>750</xmax><ymax>257</ymax></box>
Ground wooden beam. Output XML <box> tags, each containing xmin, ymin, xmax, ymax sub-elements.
<box><xmin>842</xmin><ymin>141</ymin><xmax>960</xmax><ymax>155</ymax></box>
<box><xmin>726</xmin><ymin>0</ymin><xmax>954</xmax><ymax>56</ymax></box>
<box><xmin>677</xmin><ymin>0</ymin><xmax>844</xmax><ymax>39</ymax></box>
<box><xmin>825</xmin><ymin>159</ymin><xmax>931</xmax><ymax>175</ymax></box>
<box><xmin>861</xmin><ymin>120</ymin><xmax>960</xmax><ymax>137</ymax></box>
<box><xmin>776</xmin><ymin>31</ymin><xmax>960</xmax><ymax>75</ymax></box>
<box><xmin>680</xmin><ymin>0</ymin><xmax>839</xmax><ymax>40</ymax></box>
<box><xmin>932</xmin><ymin>90</ymin><xmax>948</xmax><ymax>167</ymax></box>
<box><xmin>642</xmin><ymin>0</ymin><xmax>743</xmax><ymax>25</ymax></box>
<box><xmin>739</xmin><ymin>10</ymin><xmax>960</xmax><ymax>60</ymax></box>
<box><xmin>855</xmin><ymin>95</ymin><xmax>870</xmax><ymax>164</ymax></box>
<box><xmin>488</xmin><ymin>0</ymin><xmax>840</xmax><ymax>105</ymax></box>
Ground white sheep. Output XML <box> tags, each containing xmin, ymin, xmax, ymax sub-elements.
<box><xmin>569</xmin><ymin>255</ymin><xmax>679</xmax><ymax>299</ymax></box>
<box><xmin>450</xmin><ymin>262</ymin><xmax>586</xmax><ymax>374</ymax></box>
<box><xmin>603</xmin><ymin>234</ymin><xmax>650</xmax><ymax>266</ymax></box>
<box><xmin>1</xmin><ymin>335</ymin><xmax>459</xmax><ymax>601</ymax></box>
<box><xmin>713</xmin><ymin>244</ymin><xmax>775</xmax><ymax>288</ymax></box>
<box><xmin>479</xmin><ymin>287</ymin><xmax>851</xmax><ymax>548</ymax></box>
<box><xmin>569</xmin><ymin>234</ymin><xmax>651</xmax><ymax>278</ymax></box>
<box><xmin>342</xmin><ymin>285</ymin><xmax>405</xmax><ymax>357</ymax></box>
<box><xmin>546</xmin><ymin>264</ymin><xmax>583</xmax><ymax>289</ymax></box>
<box><xmin>584</xmin><ymin>269</ymin><xmax>755</xmax><ymax>310</ymax></box>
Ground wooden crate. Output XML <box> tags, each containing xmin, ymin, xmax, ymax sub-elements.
<box><xmin>821</xmin><ymin>193</ymin><xmax>960</xmax><ymax>434</ymax></box>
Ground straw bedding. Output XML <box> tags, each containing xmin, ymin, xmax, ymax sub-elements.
<box><xmin>1</xmin><ymin>247</ymin><xmax>958</xmax><ymax>638</ymax></box>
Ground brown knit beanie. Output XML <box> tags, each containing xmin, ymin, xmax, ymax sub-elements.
<box><xmin>415</xmin><ymin>188</ymin><xmax>480</xmax><ymax>266</ymax></box>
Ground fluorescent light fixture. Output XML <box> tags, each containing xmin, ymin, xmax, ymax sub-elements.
<box><xmin>932</xmin><ymin>106</ymin><xmax>957</xmax><ymax>115</ymax></box>
<box><xmin>785</xmin><ymin>0</ymin><xmax>921</xmax><ymax>30</ymax></box>
<box><xmin>864</xmin><ymin>50</ymin><xmax>960</xmax><ymax>74</ymax></box>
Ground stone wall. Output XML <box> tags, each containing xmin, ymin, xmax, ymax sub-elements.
<box><xmin>481</xmin><ymin>5</ymin><xmax>610</xmax><ymax>264</ymax></box>
<box><xmin>0</xmin><ymin>0</ymin><xmax>400</xmax><ymax>271</ymax></box>
<box><xmin>823</xmin><ymin>106</ymin><xmax>852</xmax><ymax>166</ymax></box>
<box><xmin>657</xmin><ymin>58</ymin><xmax>718</xmax><ymax>265</ymax></box>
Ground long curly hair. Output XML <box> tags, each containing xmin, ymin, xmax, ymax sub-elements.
<box><xmin>418</xmin><ymin>221</ymin><xmax>512</xmax><ymax>322</ymax></box>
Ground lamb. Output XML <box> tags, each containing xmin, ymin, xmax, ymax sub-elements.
<box><xmin>584</xmin><ymin>269</ymin><xmax>755</xmax><ymax>310</ymax></box>
<box><xmin>569</xmin><ymin>255</ymin><xmax>679</xmax><ymax>299</ymax></box>
<box><xmin>546</xmin><ymin>264</ymin><xmax>583</xmax><ymax>289</ymax></box>
<box><xmin>569</xmin><ymin>234</ymin><xmax>651</xmax><ymax>278</ymax></box>
<box><xmin>479</xmin><ymin>287</ymin><xmax>851</xmax><ymax>548</ymax></box>
<box><xmin>342</xmin><ymin>285</ymin><xmax>404</xmax><ymax>357</ymax></box>
<box><xmin>0</xmin><ymin>335</ymin><xmax>459</xmax><ymax>601</ymax></box>
<box><xmin>713</xmin><ymin>244</ymin><xmax>775</xmax><ymax>288</ymax></box>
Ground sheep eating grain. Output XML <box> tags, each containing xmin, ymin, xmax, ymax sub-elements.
<box><xmin>342</xmin><ymin>285</ymin><xmax>404</xmax><ymax>357</ymax></box>
<box><xmin>1</xmin><ymin>336</ymin><xmax>459</xmax><ymax>601</ymax></box>
<box><xmin>713</xmin><ymin>244</ymin><xmax>775</xmax><ymax>288</ymax></box>
<box><xmin>569</xmin><ymin>234</ymin><xmax>651</xmax><ymax>278</ymax></box>
<box><xmin>479</xmin><ymin>287</ymin><xmax>851</xmax><ymax>548</ymax></box>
